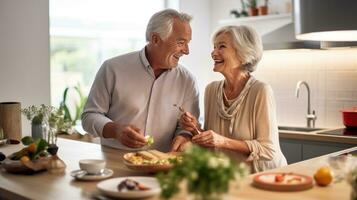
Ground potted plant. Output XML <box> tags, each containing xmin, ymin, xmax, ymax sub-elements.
<box><xmin>258</xmin><ymin>0</ymin><xmax>269</xmax><ymax>15</ymax></box>
<box><xmin>157</xmin><ymin>145</ymin><xmax>249</xmax><ymax>200</ymax></box>
<box><xmin>22</xmin><ymin>104</ymin><xmax>51</xmax><ymax>139</ymax></box>
<box><xmin>22</xmin><ymin>105</ymin><xmax>71</xmax><ymax>141</ymax></box>
<box><xmin>60</xmin><ymin>83</ymin><xmax>87</xmax><ymax>127</ymax></box>
<box><xmin>246</xmin><ymin>0</ymin><xmax>258</xmax><ymax>16</ymax></box>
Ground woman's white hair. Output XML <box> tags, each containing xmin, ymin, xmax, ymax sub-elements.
<box><xmin>146</xmin><ymin>9</ymin><xmax>192</xmax><ymax>42</ymax></box>
<box><xmin>212</xmin><ymin>25</ymin><xmax>263</xmax><ymax>72</ymax></box>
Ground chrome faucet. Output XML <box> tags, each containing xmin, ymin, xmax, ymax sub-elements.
<box><xmin>295</xmin><ymin>81</ymin><xmax>317</xmax><ymax>128</ymax></box>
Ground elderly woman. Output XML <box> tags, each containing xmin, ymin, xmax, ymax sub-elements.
<box><xmin>180</xmin><ymin>25</ymin><xmax>287</xmax><ymax>172</ymax></box>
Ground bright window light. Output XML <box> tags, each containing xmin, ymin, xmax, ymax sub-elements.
<box><xmin>49</xmin><ymin>0</ymin><xmax>174</xmax><ymax>112</ymax></box>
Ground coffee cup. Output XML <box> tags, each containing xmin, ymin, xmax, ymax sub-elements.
<box><xmin>79</xmin><ymin>159</ymin><xmax>106</xmax><ymax>174</ymax></box>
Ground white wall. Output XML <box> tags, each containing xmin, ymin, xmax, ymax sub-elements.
<box><xmin>256</xmin><ymin>48</ymin><xmax>357</xmax><ymax>128</ymax></box>
<box><xmin>0</xmin><ymin>0</ymin><xmax>50</xmax><ymax>135</ymax></box>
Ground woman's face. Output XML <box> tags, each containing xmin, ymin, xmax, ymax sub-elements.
<box><xmin>211</xmin><ymin>32</ymin><xmax>241</xmax><ymax>73</ymax></box>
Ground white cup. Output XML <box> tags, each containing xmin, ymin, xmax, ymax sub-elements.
<box><xmin>79</xmin><ymin>159</ymin><xmax>106</xmax><ymax>174</ymax></box>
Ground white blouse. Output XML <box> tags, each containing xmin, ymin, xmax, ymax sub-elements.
<box><xmin>203</xmin><ymin>77</ymin><xmax>287</xmax><ymax>173</ymax></box>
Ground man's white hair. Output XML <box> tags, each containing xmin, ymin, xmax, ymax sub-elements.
<box><xmin>146</xmin><ymin>9</ymin><xmax>192</xmax><ymax>42</ymax></box>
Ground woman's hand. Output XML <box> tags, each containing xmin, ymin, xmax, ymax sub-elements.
<box><xmin>192</xmin><ymin>130</ymin><xmax>226</xmax><ymax>148</ymax></box>
<box><xmin>179</xmin><ymin>112</ymin><xmax>201</xmax><ymax>135</ymax></box>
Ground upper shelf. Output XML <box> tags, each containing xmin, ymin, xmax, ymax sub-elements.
<box><xmin>218</xmin><ymin>13</ymin><xmax>292</xmax><ymax>36</ymax></box>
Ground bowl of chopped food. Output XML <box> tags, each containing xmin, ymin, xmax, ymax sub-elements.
<box><xmin>123</xmin><ymin>150</ymin><xmax>181</xmax><ymax>173</ymax></box>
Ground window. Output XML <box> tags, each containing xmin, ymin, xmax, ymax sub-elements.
<box><xmin>50</xmin><ymin>0</ymin><xmax>176</xmax><ymax>111</ymax></box>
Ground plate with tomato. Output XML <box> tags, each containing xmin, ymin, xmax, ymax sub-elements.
<box><xmin>252</xmin><ymin>172</ymin><xmax>313</xmax><ymax>191</ymax></box>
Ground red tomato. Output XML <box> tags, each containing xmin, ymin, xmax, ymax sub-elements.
<box><xmin>275</xmin><ymin>174</ymin><xmax>285</xmax><ymax>183</ymax></box>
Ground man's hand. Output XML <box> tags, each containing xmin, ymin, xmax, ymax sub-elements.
<box><xmin>171</xmin><ymin>135</ymin><xmax>191</xmax><ymax>152</ymax></box>
<box><xmin>103</xmin><ymin>122</ymin><xmax>147</xmax><ymax>148</ymax></box>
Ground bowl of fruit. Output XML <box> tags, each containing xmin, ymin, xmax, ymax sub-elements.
<box><xmin>2</xmin><ymin>136</ymin><xmax>50</xmax><ymax>174</ymax></box>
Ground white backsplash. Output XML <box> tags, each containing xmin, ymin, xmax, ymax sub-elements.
<box><xmin>254</xmin><ymin>48</ymin><xmax>357</xmax><ymax>128</ymax></box>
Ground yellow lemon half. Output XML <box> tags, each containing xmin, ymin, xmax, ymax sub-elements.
<box><xmin>314</xmin><ymin>166</ymin><xmax>333</xmax><ymax>186</ymax></box>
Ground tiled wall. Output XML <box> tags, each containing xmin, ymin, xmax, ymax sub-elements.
<box><xmin>254</xmin><ymin>48</ymin><xmax>357</xmax><ymax>128</ymax></box>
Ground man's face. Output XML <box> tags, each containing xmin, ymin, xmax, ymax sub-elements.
<box><xmin>157</xmin><ymin>18</ymin><xmax>192</xmax><ymax>69</ymax></box>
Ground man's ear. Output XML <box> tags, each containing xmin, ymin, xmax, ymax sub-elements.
<box><xmin>151</xmin><ymin>33</ymin><xmax>161</xmax><ymax>45</ymax></box>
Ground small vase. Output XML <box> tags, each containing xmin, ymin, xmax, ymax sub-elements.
<box><xmin>31</xmin><ymin>123</ymin><xmax>43</xmax><ymax>139</ymax></box>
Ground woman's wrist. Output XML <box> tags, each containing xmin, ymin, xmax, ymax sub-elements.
<box><xmin>222</xmin><ymin>138</ymin><xmax>250</xmax><ymax>155</ymax></box>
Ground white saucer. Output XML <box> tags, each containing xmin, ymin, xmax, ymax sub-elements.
<box><xmin>97</xmin><ymin>176</ymin><xmax>161</xmax><ymax>199</ymax></box>
<box><xmin>70</xmin><ymin>168</ymin><xmax>113</xmax><ymax>181</ymax></box>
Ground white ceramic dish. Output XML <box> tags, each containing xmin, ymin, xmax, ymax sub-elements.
<box><xmin>70</xmin><ymin>168</ymin><xmax>113</xmax><ymax>181</ymax></box>
<box><xmin>97</xmin><ymin>176</ymin><xmax>161</xmax><ymax>199</ymax></box>
<box><xmin>79</xmin><ymin>159</ymin><xmax>106</xmax><ymax>174</ymax></box>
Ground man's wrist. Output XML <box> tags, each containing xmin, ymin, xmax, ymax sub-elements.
<box><xmin>102</xmin><ymin>122</ymin><xmax>120</xmax><ymax>139</ymax></box>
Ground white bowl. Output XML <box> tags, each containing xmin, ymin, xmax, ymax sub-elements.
<box><xmin>79</xmin><ymin>159</ymin><xmax>106</xmax><ymax>174</ymax></box>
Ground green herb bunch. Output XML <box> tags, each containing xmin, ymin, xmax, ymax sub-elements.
<box><xmin>157</xmin><ymin>145</ymin><xmax>249</xmax><ymax>200</ymax></box>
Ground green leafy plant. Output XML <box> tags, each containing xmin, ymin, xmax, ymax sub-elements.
<box><xmin>60</xmin><ymin>83</ymin><xmax>87</xmax><ymax>126</ymax></box>
<box><xmin>157</xmin><ymin>145</ymin><xmax>249</xmax><ymax>200</ymax></box>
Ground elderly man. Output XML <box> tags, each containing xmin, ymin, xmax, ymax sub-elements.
<box><xmin>82</xmin><ymin>9</ymin><xmax>199</xmax><ymax>152</ymax></box>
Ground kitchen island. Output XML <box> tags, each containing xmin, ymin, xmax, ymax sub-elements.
<box><xmin>0</xmin><ymin>138</ymin><xmax>355</xmax><ymax>200</ymax></box>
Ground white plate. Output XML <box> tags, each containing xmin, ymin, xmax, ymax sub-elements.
<box><xmin>70</xmin><ymin>169</ymin><xmax>113</xmax><ymax>181</ymax></box>
<box><xmin>97</xmin><ymin>176</ymin><xmax>161</xmax><ymax>199</ymax></box>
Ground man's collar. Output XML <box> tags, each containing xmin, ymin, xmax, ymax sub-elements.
<box><xmin>139</xmin><ymin>47</ymin><xmax>151</xmax><ymax>69</ymax></box>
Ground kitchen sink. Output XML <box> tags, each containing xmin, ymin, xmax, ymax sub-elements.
<box><xmin>278</xmin><ymin>126</ymin><xmax>324</xmax><ymax>132</ymax></box>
